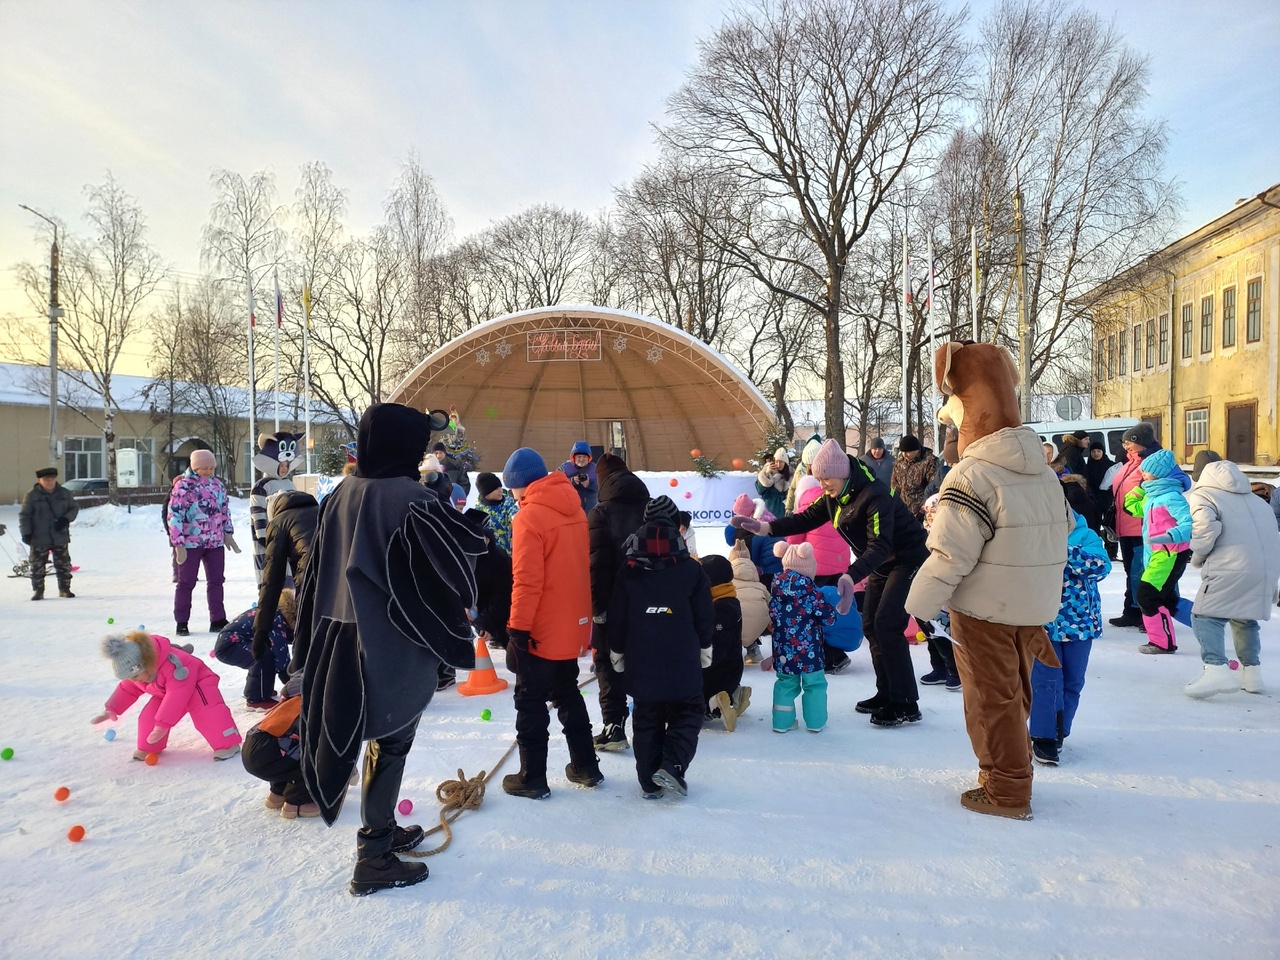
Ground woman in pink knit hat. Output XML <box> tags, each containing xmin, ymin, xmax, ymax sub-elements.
<box><xmin>733</xmin><ymin>439</ymin><xmax>929</xmax><ymax>727</ymax></box>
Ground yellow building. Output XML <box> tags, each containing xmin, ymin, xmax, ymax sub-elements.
<box><xmin>1086</xmin><ymin>184</ymin><xmax>1280</xmax><ymax>465</ymax></box>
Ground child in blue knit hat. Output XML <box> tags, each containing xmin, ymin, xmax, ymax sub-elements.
<box><xmin>1123</xmin><ymin>448</ymin><xmax>1192</xmax><ymax>654</ymax></box>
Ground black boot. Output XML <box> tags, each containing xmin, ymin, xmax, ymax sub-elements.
<box><xmin>175</xmin><ymin>622</ymin><xmax>190</xmax><ymax>636</ymax></box>
<box><xmin>652</xmin><ymin>760</ymin><xmax>687</xmax><ymax>797</ymax></box>
<box><xmin>59</xmin><ymin>587</ymin><xmax>75</xmax><ymax>598</ymax></box>
<box><xmin>31</xmin><ymin>582</ymin><xmax>44</xmax><ymax>601</ymax></box>
<box><xmin>349</xmin><ymin>853</ymin><xmax>428</xmax><ymax>896</ymax></box>
<box><xmin>565</xmin><ymin>761</ymin><xmax>604</xmax><ymax>788</ymax></box>
<box><xmin>503</xmin><ymin>743</ymin><xmax>550</xmax><ymax>799</ymax></box>
<box><xmin>209</xmin><ymin>618</ymin><xmax>229</xmax><ymax>632</ymax></box>
<box><xmin>855</xmin><ymin>692</ymin><xmax>887</xmax><ymax>715</ymax></box>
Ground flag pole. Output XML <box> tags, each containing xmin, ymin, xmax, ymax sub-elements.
<box><xmin>928</xmin><ymin>231</ymin><xmax>938</xmax><ymax>448</ymax></box>
<box><xmin>971</xmin><ymin>225</ymin><xmax>980</xmax><ymax>342</ymax></box>
<box><xmin>247</xmin><ymin>277</ymin><xmax>257</xmax><ymax>478</ymax></box>
<box><xmin>273</xmin><ymin>267</ymin><xmax>282</xmax><ymax>431</ymax></box>
<box><xmin>302</xmin><ymin>271</ymin><xmax>313</xmax><ymax>475</ymax></box>
<box><xmin>901</xmin><ymin>218</ymin><xmax>910</xmax><ymax>444</ymax></box>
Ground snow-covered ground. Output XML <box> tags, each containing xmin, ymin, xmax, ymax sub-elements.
<box><xmin>0</xmin><ymin>501</ymin><xmax>1277</xmax><ymax>960</ymax></box>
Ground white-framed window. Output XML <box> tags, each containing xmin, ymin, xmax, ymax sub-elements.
<box><xmin>1185</xmin><ymin>408</ymin><xmax>1208</xmax><ymax>445</ymax></box>
<box><xmin>1222</xmin><ymin>286</ymin><xmax>1237</xmax><ymax>348</ymax></box>
<box><xmin>118</xmin><ymin>437</ymin><xmax>155</xmax><ymax>485</ymax></box>
<box><xmin>1246</xmin><ymin>278</ymin><xmax>1262</xmax><ymax>342</ymax></box>
<box><xmin>64</xmin><ymin>435</ymin><xmax>104</xmax><ymax>480</ymax></box>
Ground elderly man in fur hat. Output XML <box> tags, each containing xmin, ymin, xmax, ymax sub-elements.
<box><xmin>906</xmin><ymin>342</ymin><xmax>1072</xmax><ymax>821</ymax></box>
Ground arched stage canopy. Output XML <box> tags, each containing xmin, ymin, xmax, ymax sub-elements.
<box><xmin>387</xmin><ymin>306</ymin><xmax>775</xmax><ymax>472</ymax></box>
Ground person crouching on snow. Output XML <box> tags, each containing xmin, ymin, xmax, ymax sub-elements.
<box><xmin>607</xmin><ymin>495</ymin><xmax>715</xmax><ymax>798</ymax></box>
<box><xmin>213</xmin><ymin>588</ymin><xmax>296</xmax><ymax>710</ymax></box>
<box><xmin>1029</xmin><ymin>509</ymin><xmax>1111</xmax><ymax>766</ymax></box>
<box><xmin>92</xmin><ymin>631</ymin><xmax>242</xmax><ymax>761</ymax></box>
<box><xmin>699</xmin><ymin>554</ymin><xmax>752</xmax><ymax>732</ymax></box>
<box><xmin>241</xmin><ymin>673</ymin><xmax>321</xmax><ymax>819</ymax></box>
<box><xmin>767</xmin><ymin>542</ymin><xmax>840</xmax><ymax>733</ymax></box>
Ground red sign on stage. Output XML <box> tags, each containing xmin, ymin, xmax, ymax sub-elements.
<box><xmin>526</xmin><ymin>329</ymin><xmax>602</xmax><ymax>362</ymax></box>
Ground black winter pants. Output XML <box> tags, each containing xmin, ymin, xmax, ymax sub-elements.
<box><xmin>507</xmin><ymin>645</ymin><xmax>595</xmax><ymax>777</ymax></box>
<box><xmin>1118</xmin><ymin>535</ymin><xmax>1144</xmax><ymax>617</ymax></box>
<box><xmin>862</xmin><ymin>554</ymin><xmax>926</xmax><ymax>705</ymax></box>
<box><xmin>701</xmin><ymin>655</ymin><xmax>744</xmax><ymax>710</ymax></box>
<box><xmin>632</xmin><ymin>696</ymin><xmax>703</xmax><ymax>787</ymax></box>
<box><xmin>591</xmin><ymin>623</ymin><xmax>629</xmax><ymax>728</ymax></box>
<box><xmin>241</xmin><ymin>729</ymin><xmax>311</xmax><ymax>805</ymax></box>
<box><xmin>358</xmin><ymin>725</ymin><xmax>417</xmax><ymax>859</ymax></box>
<box><xmin>814</xmin><ymin>573</ymin><xmax>851</xmax><ymax>666</ymax></box>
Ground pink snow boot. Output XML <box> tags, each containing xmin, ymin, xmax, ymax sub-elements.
<box><xmin>1139</xmin><ymin>608</ymin><xmax>1177</xmax><ymax>654</ymax></box>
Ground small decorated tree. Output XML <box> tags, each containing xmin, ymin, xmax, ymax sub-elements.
<box><xmin>754</xmin><ymin>420</ymin><xmax>792</xmax><ymax>469</ymax></box>
<box><xmin>689</xmin><ymin>452</ymin><xmax>723</xmax><ymax>478</ymax></box>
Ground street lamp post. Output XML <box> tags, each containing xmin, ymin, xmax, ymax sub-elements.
<box><xmin>19</xmin><ymin>204</ymin><xmax>64</xmax><ymax>469</ymax></box>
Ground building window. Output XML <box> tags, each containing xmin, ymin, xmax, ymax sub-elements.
<box><xmin>1158</xmin><ymin>313</ymin><xmax>1169</xmax><ymax>364</ymax></box>
<box><xmin>1131</xmin><ymin>324</ymin><xmax>1141</xmax><ymax>372</ymax></box>
<box><xmin>1185</xmin><ymin>408</ymin><xmax>1208</xmax><ymax>446</ymax></box>
<box><xmin>1181</xmin><ymin>303</ymin><xmax>1193</xmax><ymax>358</ymax></box>
<box><xmin>1095</xmin><ymin>340</ymin><xmax>1104</xmax><ymax>382</ymax></box>
<box><xmin>118</xmin><ymin>437</ymin><xmax>155</xmax><ymax>486</ymax></box>
<box><xmin>1145</xmin><ymin>319</ymin><xmax>1155</xmax><ymax>368</ymax></box>
<box><xmin>1200</xmin><ymin>295</ymin><xmax>1214</xmax><ymax>354</ymax></box>
<box><xmin>1107</xmin><ymin>334</ymin><xmax>1115</xmax><ymax>379</ymax></box>
<box><xmin>1247</xmin><ymin>278</ymin><xmax>1262</xmax><ymax>342</ymax></box>
<box><xmin>1222</xmin><ymin>286</ymin><xmax>1236</xmax><ymax>348</ymax></box>
<box><xmin>1118</xmin><ymin>329</ymin><xmax>1127</xmax><ymax>375</ymax></box>
<box><xmin>65</xmin><ymin>436</ymin><xmax>104</xmax><ymax>480</ymax></box>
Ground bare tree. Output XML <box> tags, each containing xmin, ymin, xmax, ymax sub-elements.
<box><xmin>384</xmin><ymin>152</ymin><xmax>453</xmax><ymax>346</ymax></box>
<box><xmin>484</xmin><ymin>204</ymin><xmax>595</xmax><ymax>310</ymax></box>
<box><xmin>660</xmin><ymin>0</ymin><xmax>969</xmax><ymax>439</ymax></box>
<box><xmin>8</xmin><ymin>174</ymin><xmax>167</xmax><ymax>499</ymax></box>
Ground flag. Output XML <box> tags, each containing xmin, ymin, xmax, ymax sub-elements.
<box><xmin>248</xmin><ymin>284</ymin><xmax>256</xmax><ymax>327</ymax></box>
<box><xmin>301</xmin><ymin>274</ymin><xmax>312</xmax><ymax>329</ymax></box>
<box><xmin>274</xmin><ymin>268</ymin><xmax>283</xmax><ymax>328</ymax></box>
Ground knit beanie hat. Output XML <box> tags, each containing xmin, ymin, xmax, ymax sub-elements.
<box><xmin>732</xmin><ymin>493</ymin><xmax>755</xmax><ymax>517</ymax></box>
<box><xmin>475</xmin><ymin>472</ymin><xmax>502</xmax><ymax>498</ymax></box>
<box><xmin>502</xmin><ymin>447</ymin><xmax>548</xmax><ymax>490</ymax></box>
<box><xmin>1140</xmin><ymin>448</ymin><xmax>1176</xmax><ymax>479</ymax></box>
<box><xmin>595</xmin><ymin>452</ymin><xmax>626</xmax><ymax>484</ymax></box>
<box><xmin>796</xmin><ymin>474</ymin><xmax>822</xmax><ymax>498</ymax></box>
<box><xmin>570</xmin><ymin>440</ymin><xmax>592</xmax><ymax>459</ymax></box>
<box><xmin>773</xmin><ymin>447</ymin><xmax>789</xmax><ymax>463</ymax></box>
<box><xmin>644</xmin><ymin>495</ymin><xmax>680</xmax><ymax>527</ymax></box>
<box><xmin>774</xmin><ymin>540</ymin><xmax>816</xmax><ymax>580</ymax></box>
<box><xmin>190</xmin><ymin>449</ymin><xmax>216</xmax><ymax>469</ymax></box>
<box><xmin>451</xmin><ymin>483</ymin><xmax>467</xmax><ymax>507</ymax></box>
<box><xmin>1121</xmin><ymin>422</ymin><xmax>1157</xmax><ymax>447</ymax></box>
<box><xmin>700</xmin><ymin>554</ymin><xmax>734</xmax><ymax>587</ymax></box>
<box><xmin>1089</xmin><ymin>440</ymin><xmax>1105</xmax><ymax>453</ymax></box>
<box><xmin>800</xmin><ymin>437</ymin><xmax>822</xmax><ymax>467</ymax></box>
<box><xmin>809</xmin><ymin>439</ymin><xmax>850</xmax><ymax>480</ymax></box>
<box><xmin>898</xmin><ymin>435</ymin><xmax>921</xmax><ymax>454</ymax></box>
<box><xmin>867</xmin><ymin>437</ymin><xmax>886</xmax><ymax>451</ymax></box>
<box><xmin>1071</xmin><ymin>429</ymin><xmax>1091</xmax><ymax>442</ymax></box>
<box><xmin>102</xmin><ymin>633</ymin><xmax>145</xmax><ymax>680</ymax></box>
<box><xmin>1191</xmin><ymin>450</ymin><xmax>1222</xmax><ymax>482</ymax></box>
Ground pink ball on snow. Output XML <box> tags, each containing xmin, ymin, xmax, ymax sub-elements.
<box><xmin>398</xmin><ymin>798</ymin><xmax>413</xmax><ymax>815</ymax></box>
<box><xmin>683</xmin><ymin>491</ymin><xmax>691</xmax><ymax>499</ymax></box>
<box><xmin>1229</xmin><ymin>660</ymin><xmax>1240</xmax><ymax>670</ymax></box>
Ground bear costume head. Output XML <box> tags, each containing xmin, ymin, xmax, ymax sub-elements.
<box><xmin>934</xmin><ymin>341</ymin><xmax>1021</xmax><ymax>457</ymax></box>
<box><xmin>253</xmin><ymin>431</ymin><xmax>306</xmax><ymax>479</ymax></box>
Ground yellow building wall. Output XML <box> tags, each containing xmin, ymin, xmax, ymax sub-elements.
<box><xmin>1092</xmin><ymin>201</ymin><xmax>1280</xmax><ymax>465</ymax></box>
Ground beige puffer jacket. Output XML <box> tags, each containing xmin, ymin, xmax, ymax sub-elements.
<box><xmin>731</xmin><ymin>553</ymin><xmax>772</xmax><ymax>644</ymax></box>
<box><xmin>907</xmin><ymin>427</ymin><xmax>1071</xmax><ymax>625</ymax></box>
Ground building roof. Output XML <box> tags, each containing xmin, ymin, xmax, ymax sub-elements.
<box><xmin>0</xmin><ymin>361</ymin><xmax>342</xmax><ymax>423</ymax></box>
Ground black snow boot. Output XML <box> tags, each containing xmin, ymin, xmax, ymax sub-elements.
<box><xmin>503</xmin><ymin>743</ymin><xmax>550</xmax><ymax>799</ymax></box>
<box><xmin>349</xmin><ymin>853</ymin><xmax>428</xmax><ymax>897</ymax></box>
<box><xmin>652</xmin><ymin>760</ymin><xmax>687</xmax><ymax>797</ymax></box>
<box><xmin>565</xmin><ymin>761</ymin><xmax>604</xmax><ymax>788</ymax></box>
<box><xmin>31</xmin><ymin>583</ymin><xmax>44</xmax><ymax>601</ymax></box>
<box><xmin>855</xmin><ymin>692</ymin><xmax>888</xmax><ymax>715</ymax></box>
<box><xmin>175</xmin><ymin>622</ymin><xmax>190</xmax><ymax>636</ymax></box>
<box><xmin>1032</xmin><ymin>738</ymin><xmax>1060</xmax><ymax>766</ymax></box>
<box><xmin>209</xmin><ymin>618</ymin><xmax>229</xmax><ymax>632</ymax></box>
<box><xmin>58</xmin><ymin>584</ymin><xmax>75</xmax><ymax>598</ymax></box>
<box><xmin>392</xmin><ymin>824</ymin><xmax>425</xmax><ymax>853</ymax></box>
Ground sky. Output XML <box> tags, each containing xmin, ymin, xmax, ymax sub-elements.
<box><xmin>1</xmin><ymin>0</ymin><xmax>1277</xmax><ymax>372</ymax></box>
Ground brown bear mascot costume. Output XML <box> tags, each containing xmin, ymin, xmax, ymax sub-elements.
<box><xmin>906</xmin><ymin>342</ymin><xmax>1071</xmax><ymax>820</ymax></box>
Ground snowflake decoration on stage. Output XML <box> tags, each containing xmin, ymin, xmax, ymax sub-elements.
<box><xmin>494</xmin><ymin>339</ymin><xmax>512</xmax><ymax>358</ymax></box>
<box><xmin>645</xmin><ymin>346</ymin><xmax>663</xmax><ymax>364</ymax></box>
<box><xmin>475</xmin><ymin>348</ymin><xmax>491</xmax><ymax>366</ymax></box>
<box><xmin>612</xmin><ymin>335</ymin><xmax>628</xmax><ymax>353</ymax></box>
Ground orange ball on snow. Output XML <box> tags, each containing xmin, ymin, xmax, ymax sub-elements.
<box><xmin>67</xmin><ymin>825</ymin><xmax>85</xmax><ymax>842</ymax></box>
<box><xmin>668</xmin><ymin>478</ymin><xmax>679</xmax><ymax>487</ymax></box>
<box><xmin>144</xmin><ymin>753</ymin><xmax>159</xmax><ymax>766</ymax></box>
<box><xmin>54</xmin><ymin>786</ymin><xmax>70</xmax><ymax>802</ymax></box>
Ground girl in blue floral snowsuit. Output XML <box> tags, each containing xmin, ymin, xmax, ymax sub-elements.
<box><xmin>1029</xmin><ymin>510</ymin><xmax>1112</xmax><ymax>764</ymax></box>
<box><xmin>768</xmin><ymin>541</ymin><xmax>837</xmax><ymax>733</ymax></box>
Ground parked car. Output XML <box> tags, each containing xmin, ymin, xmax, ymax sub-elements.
<box><xmin>61</xmin><ymin>478</ymin><xmax>109</xmax><ymax>493</ymax></box>
<box><xmin>1026</xmin><ymin>418</ymin><xmax>1141</xmax><ymax>460</ymax></box>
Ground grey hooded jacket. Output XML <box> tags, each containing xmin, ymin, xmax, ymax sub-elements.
<box><xmin>1186</xmin><ymin>461</ymin><xmax>1280</xmax><ymax>621</ymax></box>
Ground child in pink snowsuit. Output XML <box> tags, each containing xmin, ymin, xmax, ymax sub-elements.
<box><xmin>92</xmin><ymin>631</ymin><xmax>242</xmax><ymax>760</ymax></box>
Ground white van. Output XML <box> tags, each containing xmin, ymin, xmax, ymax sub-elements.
<box><xmin>1026</xmin><ymin>418</ymin><xmax>1142</xmax><ymax>460</ymax></box>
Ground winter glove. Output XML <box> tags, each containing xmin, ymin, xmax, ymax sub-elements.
<box><xmin>21</xmin><ymin>534</ymin><xmax>31</xmax><ymax>545</ymax></box>
<box><xmin>699</xmin><ymin>646</ymin><xmax>713</xmax><ymax>669</ymax></box>
<box><xmin>835</xmin><ymin>574</ymin><xmax>856</xmax><ymax>616</ymax></box>
<box><xmin>508</xmin><ymin>628</ymin><xmax>532</xmax><ymax>653</ymax></box>
<box><xmin>223</xmin><ymin>534</ymin><xmax>241</xmax><ymax>554</ymax></box>
<box><xmin>729</xmin><ymin>515</ymin><xmax>769</xmax><ymax>536</ymax></box>
<box><xmin>53</xmin><ymin>516</ymin><xmax>70</xmax><ymax>531</ymax></box>
<box><xmin>174</xmin><ymin>545</ymin><xmax>187</xmax><ymax>565</ymax></box>
<box><xmin>146</xmin><ymin>725</ymin><xmax>170</xmax><ymax>745</ymax></box>
<box><xmin>251</xmin><ymin>630</ymin><xmax>269</xmax><ymax>662</ymax></box>
<box><xmin>89</xmin><ymin>709</ymin><xmax>119</xmax><ymax>725</ymax></box>
<box><xmin>609</xmin><ymin>651</ymin><xmax>625</xmax><ymax>674</ymax></box>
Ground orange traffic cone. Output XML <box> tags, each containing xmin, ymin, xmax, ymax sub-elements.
<box><xmin>457</xmin><ymin>634</ymin><xmax>509</xmax><ymax>696</ymax></box>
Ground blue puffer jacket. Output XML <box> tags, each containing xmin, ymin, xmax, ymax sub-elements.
<box><xmin>1047</xmin><ymin>512</ymin><xmax>1112</xmax><ymax>644</ymax></box>
<box><xmin>767</xmin><ymin>570</ymin><xmax>836</xmax><ymax>675</ymax></box>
